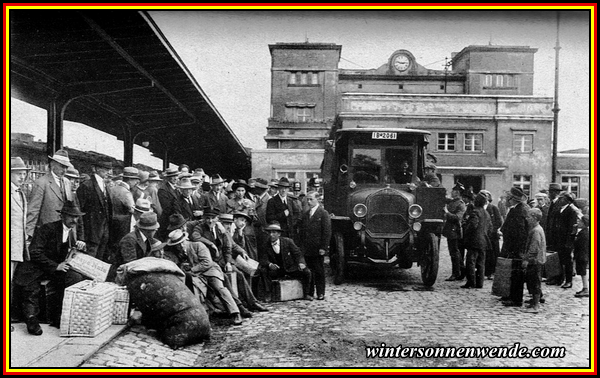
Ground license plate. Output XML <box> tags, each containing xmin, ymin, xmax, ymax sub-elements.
<box><xmin>372</xmin><ymin>131</ymin><xmax>397</xmax><ymax>140</ymax></box>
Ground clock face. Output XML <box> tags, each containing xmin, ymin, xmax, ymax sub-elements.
<box><xmin>393</xmin><ymin>54</ymin><xmax>410</xmax><ymax>72</ymax></box>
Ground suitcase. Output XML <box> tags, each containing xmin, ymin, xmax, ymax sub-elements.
<box><xmin>271</xmin><ymin>278</ymin><xmax>304</xmax><ymax>302</ymax></box>
<box><xmin>491</xmin><ymin>257</ymin><xmax>523</xmax><ymax>300</ymax></box>
<box><xmin>543</xmin><ymin>251</ymin><xmax>562</xmax><ymax>280</ymax></box>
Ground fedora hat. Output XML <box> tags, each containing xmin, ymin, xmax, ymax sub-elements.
<box><xmin>177</xmin><ymin>178</ymin><xmax>195</xmax><ymax>190</ymax></box>
<box><xmin>138</xmin><ymin>171</ymin><xmax>149</xmax><ymax>184</ymax></box>
<box><xmin>94</xmin><ymin>158</ymin><xmax>113</xmax><ymax>170</ymax></box>
<box><xmin>548</xmin><ymin>182</ymin><xmax>563</xmax><ymax>191</ymax></box>
<box><xmin>122</xmin><ymin>167</ymin><xmax>140</xmax><ymax>179</ymax></box>
<box><xmin>164</xmin><ymin>167</ymin><xmax>180</xmax><ymax>177</ymax></box>
<box><xmin>57</xmin><ymin>200</ymin><xmax>85</xmax><ymax>217</ymax></box>
<box><xmin>136</xmin><ymin>212</ymin><xmax>160</xmax><ymax>230</ymax></box>
<box><xmin>232</xmin><ymin>179</ymin><xmax>251</xmax><ymax>192</ymax></box>
<box><xmin>148</xmin><ymin>171</ymin><xmax>163</xmax><ymax>181</ymax></box>
<box><xmin>219</xmin><ymin>213</ymin><xmax>234</xmax><ymax>223</ymax></box>
<box><xmin>277</xmin><ymin>177</ymin><xmax>291</xmax><ymax>188</ymax></box>
<box><xmin>507</xmin><ymin>187</ymin><xmax>527</xmax><ymax>201</ymax></box>
<box><xmin>559</xmin><ymin>191</ymin><xmax>576</xmax><ymax>203</ymax></box>
<box><xmin>210</xmin><ymin>174</ymin><xmax>224</xmax><ymax>185</ymax></box>
<box><xmin>134</xmin><ymin>198</ymin><xmax>152</xmax><ymax>213</ymax></box>
<box><xmin>253</xmin><ymin>178</ymin><xmax>269</xmax><ymax>190</ymax></box>
<box><xmin>167</xmin><ymin>214</ymin><xmax>187</xmax><ymax>231</ymax></box>
<box><xmin>269</xmin><ymin>179</ymin><xmax>279</xmax><ymax>188</ymax></box>
<box><xmin>232</xmin><ymin>210</ymin><xmax>252</xmax><ymax>222</ymax></box>
<box><xmin>203</xmin><ymin>207</ymin><xmax>221</xmax><ymax>217</ymax></box>
<box><xmin>264</xmin><ymin>221</ymin><xmax>283</xmax><ymax>232</ymax></box>
<box><xmin>65</xmin><ymin>167</ymin><xmax>80</xmax><ymax>179</ymax></box>
<box><xmin>191</xmin><ymin>171</ymin><xmax>204</xmax><ymax>183</ymax></box>
<box><xmin>167</xmin><ymin>229</ymin><xmax>189</xmax><ymax>246</ymax></box>
<box><xmin>11</xmin><ymin>157</ymin><xmax>31</xmax><ymax>171</ymax></box>
<box><xmin>48</xmin><ymin>149</ymin><xmax>71</xmax><ymax>167</ymax></box>
<box><xmin>178</xmin><ymin>172</ymin><xmax>192</xmax><ymax>179</ymax></box>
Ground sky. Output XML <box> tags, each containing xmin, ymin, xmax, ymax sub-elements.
<box><xmin>10</xmin><ymin>9</ymin><xmax>592</xmax><ymax>168</ymax></box>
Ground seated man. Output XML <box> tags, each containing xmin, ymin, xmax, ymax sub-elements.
<box><xmin>13</xmin><ymin>201</ymin><xmax>88</xmax><ymax>335</ymax></box>
<box><xmin>258</xmin><ymin>221</ymin><xmax>313</xmax><ymax>301</ymax></box>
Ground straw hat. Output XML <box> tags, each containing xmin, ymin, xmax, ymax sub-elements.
<box><xmin>166</xmin><ymin>229</ymin><xmax>188</xmax><ymax>246</ymax></box>
<box><xmin>48</xmin><ymin>149</ymin><xmax>71</xmax><ymax>167</ymax></box>
<box><xmin>11</xmin><ymin>157</ymin><xmax>31</xmax><ymax>171</ymax></box>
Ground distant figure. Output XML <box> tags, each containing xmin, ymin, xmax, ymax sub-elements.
<box><xmin>522</xmin><ymin>208</ymin><xmax>547</xmax><ymax>313</ymax></box>
<box><xmin>461</xmin><ymin>192</ymin><xmax>491</xmax><ymax>289</ymax></box>
<box><xmin>396</xmin><ymin>160</ymin><xmax>413</xmax><ymax>184</ymax></box>
<box><xmin>420</xmin><ymin>163</ymin><xmax>441</xmax><ymax>188</ymax></box>
<box><xmin>574</xmin><ymin>215</ymin><xmax>590</xmax><ymax>298</ymax></box>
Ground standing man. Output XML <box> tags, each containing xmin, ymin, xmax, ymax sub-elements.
<box><xmin>442</xmin><ymin>183</ymin><xmax>466</xmax><ymax>281</ymax></box>
<box><xmin>145</xmin><ymin>171</ymin><xmax>163</xmax><ymax>217</ymax></box>
<box><xmin>266</xmin><ymin>177</ymin><xmax>297</xmax><ymax>239</ymax></box>
<box><xmin>132</xmin><ymin>170</ymin><xmax>149</xmax><ymax>203</ymax></box>
<box><xmin>499</xmin><ymin>187</ymin><xmax>530</xmax><ymax>307</ymax></box>
<box><xmin>480</xmin><ymin>190</ymin><xmax>503</xmax><ymax>280</ymax></box>
<box><xmin>26</xmin><ymin>149</ymin><xmax>73</xmax><ymax>239</ymax></box>
<box><xmin>300</xmin><ymin>191</ymin><xmax>332</xmax><ymax>300</ymax></box>
<box><xmin>157</xmin><ymin>167</ymin><xmax>182</xmax><ymax>239</ymax></box>
<box><xmin>259</xmin><ymin>221</ymin><xmax>313</xmax><ymax>301</ymax></box>
<box><xmin>110</xmin><ymin>167</ymin><xmax>138</xmax><ymax>254</ymax></box>
<box><xmin>11</xmin><ymin>157</ymin><xmax>31</xmax><ymax>331</ymax></box>
<box><xmin>200</xmin><ymin>174</ymin><xmax>228</xmax><ymax>214</ymax></box>
<box><xmin>552</xmin><ymin>192</ymin><xmax>579</xmax><ymax>289</ymax></box>
<box><xmin>544</xmin><ymin>182</ymin><xmax>563</xmax><ymax>253</ymax></box>
<box><xmin>461</xmin><ymin>192</ymin><xmax>491</xmax><ymax>289</ymax></box>
<box><xmin>77</xmin><ymin>158</ymin><xmax>113</xmax><ymax>263</ymax></box>
<box><xmin>13</xmin><ymin>201</ymin><xmax>87</xmax><ymax>334</ymax></box>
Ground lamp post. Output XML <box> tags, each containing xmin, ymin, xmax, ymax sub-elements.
<box><xmin>551</xmin><ymin>11</ymin><xmax>561</xmax><ymax>183</ymax></box>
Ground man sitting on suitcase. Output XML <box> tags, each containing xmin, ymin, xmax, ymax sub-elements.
<box><xmin>258</xmin><ymin>221</ymin><xmax>313</xmax><ymax>301</ymax></box>
<box><xmin>13</xmin><ymin>201</ymin><xmax>88</xmax><ymax>335</ymax></box>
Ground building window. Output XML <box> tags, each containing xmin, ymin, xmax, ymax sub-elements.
<box><xmin>437</xmin><ymin>133</ymin><xmax>456</xmax><ymax>151</ymax></box>
<box><xmin>513</xmin><ymin>133</ymin><xmax>533</xmax><ymax>153</ymax></box>
<box><xmin>288</xmin><ymin>71</ymin><xmax>319</xmax><ymax>86</ymax></box>
<box><xmin>483</xmin><ymin>74</ymin><xmax>517</xmax><ymax>88</ymax></box>
<box><xmin>562</xmin><ymin>176</ymin><xmax>580</xmax><ymax>197</ymax></box>
<box><xmin>285</xmin><ymin>106</ymin><xmax>314</xmax><ymax>122</ymax></box>
<box><xmin>484</xmin><ymin>75</ymin><xmax>493</xmax><ymax>87</ymax></box>
<box><xmin>464</xmin><ymin>133</ymin><xmax>483</xmax><ymax>152</ymax></box>
<box><xmin>513</xmin><ymin>175</ymin><xmax>532</xmax><ymax>196</ymax></box>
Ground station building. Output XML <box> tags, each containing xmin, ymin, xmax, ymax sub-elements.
<box><xmin>251</xmin><ymin>42</ymin><xmax>589</xmax><ymax>202</ymax></box>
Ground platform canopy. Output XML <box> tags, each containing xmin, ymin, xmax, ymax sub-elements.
<box><xmin>9</xmin><ymin>9</ymin><xmax>250</xmax><ymax>178</ymax></box>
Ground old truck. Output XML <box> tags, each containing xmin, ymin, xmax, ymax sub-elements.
<box><xmin>321</xmin><ymin>127</ymin><xmax>446</xmax><ymax>286</ymax></box>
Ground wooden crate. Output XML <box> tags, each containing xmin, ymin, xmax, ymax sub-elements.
<box><xmin>60</xmin><ymin>281</ymin><xmax>116</xmax><ymax>337</ymax></box>
<box><xmin>66</xmin><ymin>249</ymin><xmax>111</xmax><ymax>282</ymax></box>
<box><xmin>112</xmin><ymin>285</ymin><xmax>130</xmax><ymax>325</ymax></box>
<box><xmin>271</xmin><ymin>279</ymin><xmax>304</xmax><ymax>302</ymax></box>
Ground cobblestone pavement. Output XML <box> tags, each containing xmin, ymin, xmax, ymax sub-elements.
<box><xmin>83</xmin><ymin>238</ymin><xmax>592</xmax><ymax>370</ymax></box>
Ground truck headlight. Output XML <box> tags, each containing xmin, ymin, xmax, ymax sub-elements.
<box><xmin>353</xmin><ymin>221</ymin><xmax>364</xmax><ymax>231</ymax></box>
<box><xmin>408</xmin><ymin>204</ymin><xmax>423</xmax><ymax>219</ymax></box>
<box><xmin>353</xmin><ymin>203</ymin><xmax>367</xmax><ymax>218</ymax></box>
<box><xmin>349</xmin><ymin>180</ymin><xmax>357</xmax><ymax>189</ymax></box>
<box><xmin>412</xmin><ymin>222</ymin><xmax>422</xmax><ymax>231</ymax></box>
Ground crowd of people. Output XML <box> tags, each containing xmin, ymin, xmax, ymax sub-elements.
<box><xmin>10</xmin><ymin>150</ymin><xmax>589</xmax><ymax>337</ymax></box>
<box><xmin>442</xmin><ymin>181</ymin><xmax>590</xmax><ymax>313</ymax></box>
<box><xmin>10</xmin><ymin>151</ymin><xmax>330</xmax><ymax>335</ymax></box>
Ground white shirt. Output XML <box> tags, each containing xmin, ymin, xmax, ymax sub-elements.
<box><xmin>138</xmin><ymin>229</ymin><xmax>148</xmax><ymax>243</ymax></box>
<box><xmin>279</xmin><ymin>194</ymin><xmax>287</xmax><ymax>206</ymax></box>
<box><xmin>94</xmin><ymin>174</ymin><xmax>105</xmax><ymax>194</ymax></box>
<box><xmin>309</xmin><ymin>204</ymin><xmax>319</xmax><ymax>218</ymax></box>
<box><xmin>272</xmin><ymin>239</ymin><xmax>280</xmax><ymax>254</ymax></box>
<box><xmin>51</xmin><ymin>171</ymin><xmax>63</xmax><ymax>188</ymax></box>
<box><xmin>62</xmin><ymin>223</ymin><xmax>72</xmax><ymax>243</ymax></box>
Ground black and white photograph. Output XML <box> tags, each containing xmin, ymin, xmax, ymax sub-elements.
<box><xmin>7</xmin><ymin>5</ymin><xmax>593</xmax><ymax>373</ymax></box>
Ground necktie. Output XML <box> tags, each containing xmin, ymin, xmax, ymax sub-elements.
<box><xmin>16</xmin><ymin>188</ymin><xmax>24</xmax><ymax>206</ymax></box>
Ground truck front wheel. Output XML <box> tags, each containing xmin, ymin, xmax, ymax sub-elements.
<box><xmin>420</xmin><ymin>233</ymin><xmax>440</xmax><ymax>287</ymax></box>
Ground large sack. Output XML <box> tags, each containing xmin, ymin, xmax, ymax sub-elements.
<box><xmin>115</xmin><ymin>257</ymin><xmax>185</xmax><ymax>286</ymax></box>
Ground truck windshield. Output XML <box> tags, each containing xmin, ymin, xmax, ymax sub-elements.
<box><xmin>350</xmin><ymin>146</ymin><xmax>414</xmax><ymax>184</ymax></box>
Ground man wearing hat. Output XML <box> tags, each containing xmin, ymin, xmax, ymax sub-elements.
<box><xmin>266</xmin><ymin>177</ymin><xmax>299</xmax><ymax>239</ymax></box>
<box><xmin>479</xmin><ymin>190</ymin><xmax>502</xmax><ymax>281</ymax></box>
<box><xmin>109</xmin><ymin>167</ymin><xmax>139</xmax><ymax>254</ymax></box>
<box><xmin>442</xmin><ymin>182</ymin><xmax>467</xmax><ymax>281</ymax></box>
<box><xmin>267</xmin><ymin>179</ymin><xmax>279</xmax><ymax>198</ymax></box>
<box><xmin>157</xmin><ymin>167</ymin><xmax>183</xmax><ymax>239</ymax></box>
<box><xmin>547</xmin><ymin>191</ymin><xmax>579</xmax><ymax>289</ymax></box>
<box><xmin>461</xmin><ymin>192</ymin><xmax>491</xmax><ymax>289</ymax></box>
<box><xmin>544</xmin><ymin>183</ymin><xmax>564</xmax><ymax>254</ymax></box>
<box><xmin>232</xmin><ymin>210</ymin><xmax>260</xmax><ymax>262</ymax></box>
<box><xmin>114</xmin><ymin>212</ymin><xmax>161</xmax><ymax>271</ymax></box>
<box><xmin>26</xmin><ymin>149</ymin><xmax>73</xmax><ymax>239</ymax></box>
<box><xmin>226</xmin><ymin>179</ymin><xmax>255</xmax><ymax>215</ymax></box>
<box><xmin>145</xmin><ymin>171</ymin><xmax>163</xmax><ymax>217</ymax></box>
<box><xmin>259</xmin><ymin>221</ymin><xmax>313</xmax><ymax>301</ymax></box>
<box><xmin>11</xmin><ymin>157</ymin><xmax>31</xmax><ymax>330</ymax></box>
<box><xmin>177</xmin><ymin>178</ymin><xmax>203</xmax><ymax>221</ymax></box>
<box><xmin>251</xmin><ymin>178</ymin><xmax>272</xmax><ymax>230</ymax></box>
<box><xmin>13</xmin><ymin>201</ymin><xmax>88</xmax><ymax>335</ymax></box>
<box><xmin>132</xmin><ymin>170</ymin><xmax>149</xmax><ymax>203</ymax></box>
<box><xmin>190</xmin><ymin>170</ymin><xmax>206</xmax><ymax>202</ymax></box>
<box><xmin>200</xmin><ymin>174</ymin><xmax>227</xmax><ymax>214</ymax></box>
<box><xmin>499</xmin><ymin>186</ymin><xmax>531</xmax><ymax>307</ymax></box>
<box><xmin>420</xmin><ymin>163</ymin><xmax>441</xmax><ymax>188</ymax></box>
<box><xmin>76</xmin><ymin>157</ymin><xmax>114</xmax><ymax>263</ymax></box>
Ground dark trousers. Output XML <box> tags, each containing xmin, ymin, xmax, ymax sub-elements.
<box><xmin>86</xmin><ymin>223</ymin><xmax>111</xmax><ymax>263</ymax></box>
<box><xmin>526</xmin><ymin>261</ymin><xmax>543</xmax><ymax>296</ymax></box>
<box><xmin>21</xmin><ymin>270</ymin><xmax>85</xmax><ymax>323</ymax></box>
<box><xmin>557</xmin><ymin>246</ymin><xmax>573</xmax><ymax>284</ymax></box>
<box><xmin>466</xmin><ymin>248</ymin><xmax>485</xmax><ymax>288</ymax></box>
<box><xmin>305</xmin><ymin>255</ymin><xmax>325</xmax><ymax>297</ymax></box>
<box><xmin>447</xmin><ymin>238</ymin><xmax>464</xmax><ymax>277</ymax></box>
<box><xmin>485</xmin><ymin>236</ymin><xmax>500</xmax><ymax>277</ymax></box>
<box><xmin>509</xmin><ymin>264</ymin><xmax>525</xmax><ymax>304</ymax></box>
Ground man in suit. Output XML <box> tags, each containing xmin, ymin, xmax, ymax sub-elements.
<box><xmin>200</xmin><ymin>174</ymin><xmax>228</xmax><ymax>214</ymax></box>
<box><xmin>76</xmin><ymin>158</ymin><xmax>113</xmax><ymax>263</ymax></box>
<box><xmin>259</xmin><ymin>221</ymin><xmax>313</xmax><ymax>301</ymax></box>
<box><xmin>11</xmin><ymin>157</ymin><xmax>31</xmax><ymax>331</ymax></box>
<box><xmin>461</xmin><ymin>192</ymin><xmax>491</xmax><ymax>289</ymax></box>
<box><xmin>550</xmin><ymin>191</ymin><xmax>579</xmax><ymax>289</ymax></box>
<box><xmin>26</xmin><ymin>149</ymin><xmax>73</xmax><ymax>239</ymax></box>
<box><xmin>499</xmin><ymin>186</ymin><xmax>531</xmax><ymax>307</ymax></box>
<box><xmin>266</xmin><ymin>177</ymin><xmax>298</xmax><ymax>239</ymax></box>
<box><xmin>250</xmin><ymin>178</ymin><xmax>271</xmax><ymax>247</ymax></box>
<box><xmin>145</xmin><ymin>171</ymin><xmax>163</xmax><ymax>217</ymax></box>
<box><xmin>226</xmin><ymin>179</ymin><xmax>255</xmax><ymax>214</ymax></box>
<box><xmin>157</xmin><ymin>167</ymin><xmax>182</xmax><ymax>239</ymax></box>
<box><xmin>177</xmin><ymin>178</ymin><xmax>203</xmax><ymax>221</ymax></box>
<box><xmin>115</xmin><ymin>212</ymin><xmax>160</xmax><ymax>269</ymax></box>
<box><xmin>443</xmin><ymin>183</ymin><xmax>467</xmax><ymax>281</ymax></box>
<box><xmin>233</xmin><ymin>210</ymin><xmax>260</xmax><ymax>262</ymax></box>
<box><xmin>300</xmin><ymin>191</ymin><xmax>331</xmax><ymax>300</ymax></box>
<box><xmin>110</xmin><ymin>167</ymin><xmax>138</xmax><ymax>254</ymax></box>
<box><xmin>13</xmin><ymin>201</ymin><xmax>88</xmax><ymax>335</ymax></box>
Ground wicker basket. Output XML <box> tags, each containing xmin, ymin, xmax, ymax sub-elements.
<box><xmin>60</xmin><ymin>281</ymin><xmax>116</xmax><ymax>337</ymax></box>
<box><xmin>112</xmin><ymin>285</ymin><xmax>130</xmax><ymax>325</ymax></box>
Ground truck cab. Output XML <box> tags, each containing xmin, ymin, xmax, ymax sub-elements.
<box><xmin>322</xmin><ymin>128</ymin><xmax>446</xmax><ymax>286</ymax></box>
